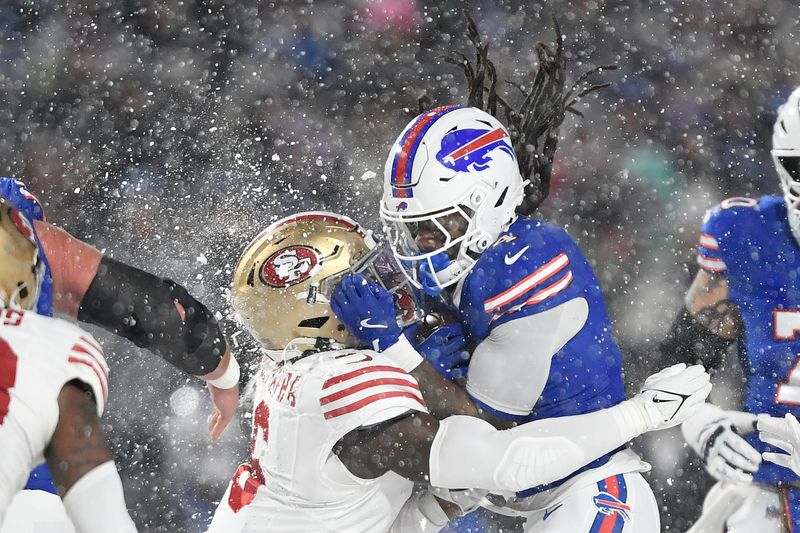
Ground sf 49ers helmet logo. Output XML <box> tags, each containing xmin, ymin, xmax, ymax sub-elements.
<box><xmin>260</xmin><ymin>246</ymin><xmax>320</xmax><ymax>287</ymax></box>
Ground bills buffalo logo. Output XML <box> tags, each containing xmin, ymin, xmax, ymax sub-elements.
<box><xmin>260</xmin><ymin>246</ymin><xmax>320</xmax><ymax>287</ymax></box>
<box><xmin>436</xmin><ymin>127</ymin><xmax>515</xmax><ymax>173</ymax></box>
<box><xmin>592</xmin><ymin>491</ymin><xmax>631</xmax><ymax>521</ymax></box>
<box><xmin>396</xmin><ymin>201</ymin><xmax>408</xmax><ymax>211</ymax></box>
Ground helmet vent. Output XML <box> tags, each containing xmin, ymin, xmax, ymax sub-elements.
<box><xmin>782</xmin><ymin>119</ymin><xmax>788</xmax><ymax>134</ymax></box>
<box><xmin>298</xmin><ymin>316</ymin><xmax>330</xmax><ymax>329</ymax></box>
<box><xmin>246</xmin><ymin>266</ymin><xmax>255</xmax><ymax>287</ymax></box>
<box><xmin>495</xmin><ymin>186</ymin><xmax>509</xmax><ymax>207</ymax></box>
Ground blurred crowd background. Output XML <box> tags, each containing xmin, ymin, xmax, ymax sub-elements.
<box><xmin>1</xmin><ymin>0</ymin><xmax>798</xmax><ymax>531</ymax></box>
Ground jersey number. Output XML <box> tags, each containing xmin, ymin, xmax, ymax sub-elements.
<box><xmin>774</xmin><ymin>310</ymin><xmax>800</xmax><ymax>405</ymax></box>
<box><xmin>228</xmin><ymin>401</ymin><xmax>269</xmax><ymax>513</ymax></box>
<box><xmin>0</xmin><ymin>338</ymin><xmax>19</xmax><ymax>424</ymax></box>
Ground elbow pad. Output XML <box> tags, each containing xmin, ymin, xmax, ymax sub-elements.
<box><xmin>78</xmin><ymin>256</ymin><xmax>226</xmax><ymax>375</ymax></box>
<box><xmin>429</xmin><ymin>404</ymin><xmax>641</xmax><ymax>492</ymax></box>
<box><xmin>660</xmin><ymin>307</ymin><xmax>734</xmax><ymax>368</ymax></box>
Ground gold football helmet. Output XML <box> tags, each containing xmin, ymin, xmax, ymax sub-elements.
<box><xmin>232</xmin><ymin>212</ymin><xmax>376</xmax><ymax>357</ymax></box>
<box><xmin>0</xmin><ymin>200</ymin><xmax>45</xmax><ymax>310</ymax></box>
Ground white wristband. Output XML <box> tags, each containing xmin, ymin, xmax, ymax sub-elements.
<box><xmin>380</xmin><ymin>334</ymin><xmax>423</xmax><ymax>372</ymax></box>
<box><xmin>207</xmin><ymin>356</ymin><xmax>240</xmax><ymax>389</ymax></box>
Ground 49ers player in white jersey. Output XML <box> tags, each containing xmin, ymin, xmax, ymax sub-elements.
<box><xmin>0</xmin><ymin>201</ymin><xmax>136</xmax><ymax>532</ymax></box>
<box><xmin>207</xmin><ymin>212</ymin><xmax>712</xmax><ymax>533</ymax></box>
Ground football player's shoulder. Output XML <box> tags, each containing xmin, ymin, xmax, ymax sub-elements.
<box><xmin>473</xmin><ymin>218</ymin><xmax>570</xmax><ymax>298</ymax></box>
<box><xmin>703</xmin><ymin>196</ymin><xmax>766</xmax><ymax>232</ymax></box>
<box><xmin>7</xmin><ymin>311</ymin><xmax>93</xmax><ymax>345</ymax></box>
<box><xmin>314</xmin><ymin>348</ymin><xmax>423</xmax><ymax>425</ymax></box>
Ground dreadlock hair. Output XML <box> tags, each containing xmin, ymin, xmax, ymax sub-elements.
<box><xmin>432</xmin><ymin>10</ymin><xmax>617</xmax><ymax>216</ymax></box>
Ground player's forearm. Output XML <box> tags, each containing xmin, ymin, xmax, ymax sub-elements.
<box><xmin>77</xmin><ymin>256</ymin><xmax>228</xmax><ymax>376</ymax></box>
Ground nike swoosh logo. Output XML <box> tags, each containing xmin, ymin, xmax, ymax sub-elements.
<box><xmin>360</xmin><ymin>319</ymin><xmax>388</xmax><ymax>329</ymax></box>
<box><xmin>543</xmin><ymin>503</ymin><xmax>563</xmax><ymax>521</ymax></box>
<box><xmin>504</xmin><ymin>245</ymin><xmax>530</xmax><ymax>265</ymax></box>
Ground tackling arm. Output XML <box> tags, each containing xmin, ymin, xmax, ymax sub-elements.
<box><xmin>35</xmin><ymin>219</ymin><xmax>230</xmax><ymax>378</ymax></box>
<box><xmin>336</xmin><ymin>363</ymin><xmax>710</xmax><ymax>492</ymax></box>
<box><xmin>660</xmin><ymin>270</ymin><xmax>741</xmax><ymax>369</ymax></box>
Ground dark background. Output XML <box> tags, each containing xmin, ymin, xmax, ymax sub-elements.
<box><xmin>1</xmin><ymin>0</ymin><xmax>797</xmax><ymax>530</ymax></box>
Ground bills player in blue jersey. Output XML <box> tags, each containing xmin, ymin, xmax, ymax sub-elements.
<box><xmin>369</xmin><ymin>16</ymin><xmax>682</xmax><ymax>530</ymax></box>
<box><xmin>380</xmin><ymin>103</ymin><xmax>661</xmax><ymax>532</ymax></box>
<box><xmin>659</xmin><ymin>87</ymin><xmax>800</xmax><ymax>532</ymax></box>
<box><xmin>0</xmin><ymin>178</ymin><xmax>240</xmax><ymax>533</ymax></box>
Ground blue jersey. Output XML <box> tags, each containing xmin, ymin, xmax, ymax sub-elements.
<box><xmin>456</xmin><ymin>217</ymin><xmax>627</xmax><ymax>493</ymax></box>
<box><xmin>698</xmin><ymin>195</ymin><xmax>800</xmax><ymax>485</ymax></box>
<box><xmin>0</xmin><ymin>177</ymin><xmax>57</xmax><ymax>493</ymax></box>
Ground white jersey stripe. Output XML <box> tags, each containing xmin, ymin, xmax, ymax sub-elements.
<box><xmin>699</xmin><ymin>233</ymin><xmax>720</xmax><ymax>250</ymax></box>
<box><xmin>697</xmin><ymin>254</ymin><xmax>727</xmax><ymax>273</ymax></box>
<box><xmin>484</xmin><ymin>253</ymin><xmax>569</xmax><ymax>313</ymax></box>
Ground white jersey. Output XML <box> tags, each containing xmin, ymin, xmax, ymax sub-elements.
<box><xmin>0</xmin><ymin>310</ymin><xmax>108</xmax><ymax>520</ymax></box>
<box><xmin>208</xmin><ymin>348</ymin><xmax>428</xmax><ymax>533</ymax></box>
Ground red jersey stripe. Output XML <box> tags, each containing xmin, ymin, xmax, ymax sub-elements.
<box><xmin>320</xmin><ymin>377</ymin><xmax>420</xmax><ymax>406</ymax></box>
<box><xmin>79</xmin><ymin>335</ymin><xmax>103</xmax><ymax>354</ymax></box>
<box><xmin>68</xmin><ymin>356</ymin><xmax>108</xmax><ymax>402</ymax></box>
<box><xmin>526</xmin><ymin>270</ymin><xmax>573</xmax><ymax>305</ymax></box>
<box><xmin>322</xmin><ymin>365</ymin><xmax>407</xmax><ymax>389</ymax></box>
<box><xmin>71</xmin><ymin>343</ymin><xmax>108</xmax><ymax>378</ymax></box>
<box><xmin>323</xmin><ymin>390</ymin><xmax>425</xmax><ymax>420</ymax></box>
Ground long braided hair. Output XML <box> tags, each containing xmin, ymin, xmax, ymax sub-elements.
<box><xmin>427</xmin><ymin>10</ymin><xmax>617</xmax><ymax>216</ymax></box>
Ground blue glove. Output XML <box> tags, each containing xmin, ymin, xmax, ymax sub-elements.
<box><xmin>331</xmin><ymin>274</ymin><xmax>402</xmax><ymax>351</ymax></box>
<box><xmin>405</xmin><ymin>322</ymin><xmax>470</xmax><ymax>381</ymax></box>
<box><xmin>418</xmin><ymin>252</ymin><xmax>451</xmax><ymax>296</ymax></box>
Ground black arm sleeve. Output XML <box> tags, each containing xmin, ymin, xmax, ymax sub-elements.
<box><xmin>659</xmin><ymin>306</ymin><xmax>735</xmax><ymax>370</ymax></box>
<box><xmin>77</xmin><ymin>256</ymin><xmax>227</xmax><ymax>375</ymax></box>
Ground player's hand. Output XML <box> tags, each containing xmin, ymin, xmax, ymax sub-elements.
<box><xmin>331</xmin><ymin>274</ymin><xmax>402</xmax><ymax>351</ymax></box>
<box><xmin>406</xmin><ymin>322</ymin><xmax>470</xmax><ymax>381</ymax></box>
<box><xmin>758</xmin><ymin>413</ymin><xmax>800</xmax><ymax>477</ymax></box>
<box><xmin>682</xmin><ymin>404</ymin><xmax>761</xmax><ymax>484</ymax></box>
<box><xmin>633</xmin><ymin>363</ymin><xmax>712</xmax><ymax>431</ymax></box>
<box><xmin>207</xmin><ymin>381</ymin><xmax>239</xmax><ymax>442</ymax></box>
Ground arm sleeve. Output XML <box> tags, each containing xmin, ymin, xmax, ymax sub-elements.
<box><xmin>77</xmin><ymin>256</ymin><xmax>226</xmax><ymax>376</ymax></box>
<box><xmin>62</xmin><ymin>461</ymin><xmax>137</xmax><ymax>533</ymax></box>
<box><xmin>429</xmin><ymin>397</ymin><xmax>647</xmax><ymax>492</ymax></box>
<box><xmin>465</xmin><ymin>297</ymin><xmax>588</xmax><ymax>417</ymax></box>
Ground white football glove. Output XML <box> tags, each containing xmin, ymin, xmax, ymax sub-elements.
<box><xmin>757</xmin><ymin>413</ymin><xmax>800</xmax><ymax>477</ymax></box>
<box><xmin>630</xmin><ymin>363</ymin><xmax>712</xmax><ymax>432</ymax></box>
<box><xmin>681</xmin><ymin>403</ymin><xmax>761</xmax><ymax>484</ymax></box>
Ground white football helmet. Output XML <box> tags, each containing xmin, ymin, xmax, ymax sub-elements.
<box><xmin>380</xmin><ymin>106</ymin><xmax>525</xmax><ymax>292</ymax></box>
<box><xmin>773</xmin><ymin>87</ymin><xmax>800</xmax><ymax>244</ymax></box>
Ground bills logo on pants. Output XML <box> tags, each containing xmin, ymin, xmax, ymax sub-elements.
<box><xmin>589</xmin><ymin>475</ymin><xmax>631</xmax><ymax>533</ymax></box>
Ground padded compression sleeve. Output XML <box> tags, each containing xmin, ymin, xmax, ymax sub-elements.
<box><xmin>429</xmin><ymin>399</ymin><xmax>646</xmax><ymax>492</ymax></box>
<box><xmin>62</xmin><ymin>461</ymin><xmax>137</xmax><ymax>533</ymax></box>
<box><xmin>78</xmin><ymin>256</ymin><xmax>226</xmax><ymax>375</ymax></box>
<box><xmin>659</xmin><ymin>306</ymin><xmax>733</xmax><ymax>369</ymax></box>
